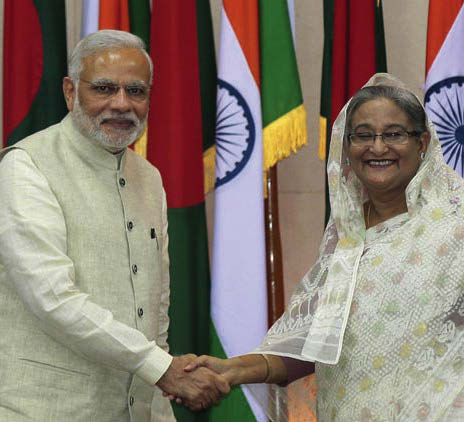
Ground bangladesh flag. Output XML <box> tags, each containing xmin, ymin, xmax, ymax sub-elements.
<box><xmin>147</xmin><ymin>1</ymin><xmax>216</xmax><ymax>421</ymax></box>
<box><xmin>319</xmin><ymin>0</ymin><xmax>386</xmax><ymax>223</ymax></box>
<box><xmin>3</xmin><ymin>0</ymin><xmax>67</xmax><ymax>146</ymax></box>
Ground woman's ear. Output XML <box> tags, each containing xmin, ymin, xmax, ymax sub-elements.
<box><xmin>419</xmin><ymin>131</ymin><xmax>431</xmax><ymax>155</ymax></box>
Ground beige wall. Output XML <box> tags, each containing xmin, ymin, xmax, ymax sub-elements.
<box><xmin>2</xmin><ymin>0</ymin><xmax>429</xmax><ymax>304</ymax></box>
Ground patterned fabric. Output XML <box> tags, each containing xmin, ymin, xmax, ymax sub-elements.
<box><xmin>255</xmin><ymin>74</ymin><xmax>464</xmax><ymax>420</ymax></box>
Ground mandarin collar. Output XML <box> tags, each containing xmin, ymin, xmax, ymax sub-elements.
<box><xmin>61</xmin><ymin>113</ymin><xmax>126</xmax><ymax>171</ymax></box>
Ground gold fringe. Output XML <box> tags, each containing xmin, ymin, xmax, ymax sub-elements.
<box><xmin>203</xmin><ymin>104</ymin><xmax>308</xmax><ymax>195</ymax></box>
<box><xmin>203</xmin><ymin>145</ymin><xmax>216</xmax><ymax>195</ymax></box>
<box><xmin>262</xmin><ymin>104</ymin><xmax>308</xmax><ymax>171</ymax></box>
<box><xmin>318</xmin><ymin>116</ymin><xmax>327</xmax><ymax>161</ymax></box>
<box><xmin>133</xmin><ymin>126</ymin><xmax>148</xmax><ymax>158</ymax></box>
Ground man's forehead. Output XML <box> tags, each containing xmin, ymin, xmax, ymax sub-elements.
<box><xmin>80</xmin><ymin>47</ymin><xmax>150</xmax><ymax>82</ymax></box>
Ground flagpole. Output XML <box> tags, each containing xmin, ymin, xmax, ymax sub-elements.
<box><xmin>264</xmin><ymin>165</ymin><xmax>287</xmax><ymax>421</ymax></box>
<box><xmin>264</xmin><ymin>166</ymin><xmax>285</xmax><ymax>326</ymax></box>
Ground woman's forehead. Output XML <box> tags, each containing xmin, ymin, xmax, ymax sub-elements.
<box><xmin>351</xmin><ymin>98</ymin><xmax>409</xmax><ymax>127</ymax></box>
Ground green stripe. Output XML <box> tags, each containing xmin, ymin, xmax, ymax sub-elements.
<box><xmin>209</xmin><ymin>322</ymin><xmax>257</xmax><ymax>421</ymax></box>
<box><xmin>259</xmin><ymin>0</ymin><xmax>303</xmax><ymax>127</ymax></box>
<box><xmin>320</xmin><ymin>0</ymin><xmax>334</xmax><ymax>125</ymax></box>
<box><xmin>375</xmin><ymin>0</ymin><xmax>387</xmax><ymax>72</ymax></box>
<box><xmin>167</xmin><ymin>204</ymin><xmax>211</xmax><ymax>422</ymax></box>
<box><xmin>7</xmin><ymin>0</ymin><xmax>67</xmax><ymax>146</ymax></box>
<box><xmin>128</xmin><ymin>0</ymin><xmax>151</xmax><ymax>51</ymax></box>
<box><xmin>196</xmin><ymin>0</ymin><xmax>217</xmax><ymax>153</ymax></box>
<box><xmin>321</xmin><ymin>0</ymin><xmax>335</xmax><ymax>226</ymax></box>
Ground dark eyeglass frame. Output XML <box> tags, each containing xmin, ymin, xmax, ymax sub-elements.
<box><xmin>347</xmin><ymin>130</ymin><xmax>422</xmax><ymax>146</ymax></box>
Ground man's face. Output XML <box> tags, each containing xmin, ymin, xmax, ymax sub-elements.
<box><xmin>63</xmin><ymin>47</ymin><xmax>151</xmax><ymax>152</ymax></box>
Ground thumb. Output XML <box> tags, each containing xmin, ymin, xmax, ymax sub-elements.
<box><xmin>184</xmin><ymin>355</ymin><xmax>210</xmax><ymax>372</ymax></box>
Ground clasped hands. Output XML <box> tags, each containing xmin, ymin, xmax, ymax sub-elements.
<box><xmin>156</xmin><ymin>354</ymin><xmax>234</xmax><ymax>411</ymax></box>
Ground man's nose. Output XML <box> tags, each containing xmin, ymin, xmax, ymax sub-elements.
<box><xmin>110</xmin><ymin>88</ymin><xmax>132</xmax><ymax>112</ymax></box>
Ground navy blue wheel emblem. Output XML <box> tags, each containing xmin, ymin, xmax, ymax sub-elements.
<box><xmin>425</xmin><ymin>76</ymin><xmax>464</xmax><ymax>175</ymax></box>
<box><xmin>215</xmin><ymin>79</ymin><xmax>255</xmax><ymax>187</ymax></box>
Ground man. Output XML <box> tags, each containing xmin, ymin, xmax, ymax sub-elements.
<box><xmin>0</xmin><ymin>30</ymin><xmax>228</xmax><ymax>421</ymax></box>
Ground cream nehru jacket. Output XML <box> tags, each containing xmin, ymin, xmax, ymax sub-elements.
<box><xmin>0</xmin><ymin>115</ymin><xmax>175</xmax><ymax>421</ymax></box>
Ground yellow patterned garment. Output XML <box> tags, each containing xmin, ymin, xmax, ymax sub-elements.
<box><xmin>254</xmin><ymin>74</ymin><xmax>464</xmax><ymax>421</ymax></box>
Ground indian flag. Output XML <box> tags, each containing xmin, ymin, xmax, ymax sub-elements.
<box><xmin>424</xmin><ymin>0</ymin><xmax>464</xmax><ymax>176</ymax></box>
<box><xmin>210</xmin><ymin>0</ymin><xmax>267</xmax><ymax>420</ymax></box>
<box><xmin>210</xmin><ymin>0</ymin><xmax>307</xmax><ymax>420</ymax></box>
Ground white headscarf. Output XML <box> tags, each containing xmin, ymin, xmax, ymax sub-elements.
<box><xmin>251</xmin><ymin>73</ymin><xmax>464</xmax><ymax>420</ymax></box>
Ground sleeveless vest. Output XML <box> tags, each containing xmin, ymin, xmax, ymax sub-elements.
<box><xmin>0</xmin><ymin>115</ymin><xmax>175</xmax><ymax>421</ymax></box>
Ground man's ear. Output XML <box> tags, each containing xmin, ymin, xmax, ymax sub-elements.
<box><xmin>63</xmin><ymin>77</ymin><xmax>76</xmax><ymax>112</ymax></box>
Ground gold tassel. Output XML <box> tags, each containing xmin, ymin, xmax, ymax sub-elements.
<box><xmin>262</xmin><ymin>104</ymin><xmax>308</xmax><ymax>171</ymax></box>
<box><xmin>133</xmin><ymin>126</ymin><xmax>148</xmax><ymax>158</ymax></box>
<box><xmin>318</xmin><ymin>116</ymin><xmax>327</xmax><ymax>161</ymax></box>
<box><xmin>203</xmin><ymin>145</ymin><xmax>216</xmax><ymax>195</ymax></box>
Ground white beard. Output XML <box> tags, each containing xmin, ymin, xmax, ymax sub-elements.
<box><xmin>71</xmin><ymin>95</ymin><xmax>147</xmax><ymax>153</ymax></box>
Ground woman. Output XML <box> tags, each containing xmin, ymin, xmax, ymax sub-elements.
<box><xmin>187</xmin><ymin>74</ymin><xmax>464</xmax><ymax>420</ymax></box>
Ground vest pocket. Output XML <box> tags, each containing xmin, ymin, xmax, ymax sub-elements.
<box><xmin>18</xmin><ymin>358</ymin><xmax>91</xmax><ymax>391</ymax></box>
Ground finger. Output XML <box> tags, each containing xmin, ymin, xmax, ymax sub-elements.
<box><xmin>175</xmin><ymin>397</ymin><xmax>183</xmax><ymax>404</ymax></box>
<box><xmin>184</xmin><ymin>355</ymin><xmax>209</xmax><ymax>372</ymax></box>
<box><xmin>215</xmin><ymin>375</ymin><xmax>231</xmax><ymax>395</ymax></box>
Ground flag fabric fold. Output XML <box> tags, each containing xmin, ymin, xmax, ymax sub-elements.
<box><xmin>260</xmin><ymin>0</ymin><xmax>307</xmax><ymax>170</ymax></box>
<box><xmin>210</xmin><ymin>1</ymin><xmax>268</xmax><ymax>420</ymax></box>
<box><xmin>3</xmin><ymin>0</ymin><xmax>67</xmax><ymax>147</ymax></box>
<box><xmin>319</xmin><ymin>0</ymin><xmax>387</xmax><ymax>223</ymax></box>
<box><xmin>148</xmin><ymin>2</ymin><xmax>215</xmax><ymax>421</ymax></box>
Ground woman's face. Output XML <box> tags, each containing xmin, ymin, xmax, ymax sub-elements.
<box><xmin>346</xmin><ymin>98</ymin><xmax>429</xmax><ymax>199</ymax></box>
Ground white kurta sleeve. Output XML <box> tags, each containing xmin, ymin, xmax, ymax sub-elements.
<box><xmin>0</xmin><ymin>149</ymin><xmax>172</xmax><ymax>385</ymax></box>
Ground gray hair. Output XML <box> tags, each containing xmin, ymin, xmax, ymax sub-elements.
<box><xmin>345</xmin><ymin>85</ymin><xmax>428</xmax><ymax>138</ymax></box>
<box><xmin>69</xmin><ymin>30</ymin><xmax>153</xmax><ymax>84</ymax></box>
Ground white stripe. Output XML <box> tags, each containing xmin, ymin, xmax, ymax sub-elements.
<box><xmin>287</xmin><ymin>0</ymin><xmax>295</xmax><ymax>43</ymax></box>
<box><xmin>81</xmin><ymin>0</ymin><xmax>99</xmax><ymax>38</ymax></box>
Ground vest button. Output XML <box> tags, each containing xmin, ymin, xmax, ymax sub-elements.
<box><xmin>132</xmin><ymin>264</ymin><xmax>138</xmax><ymax>274</ymax></box>
<box><xmin>127</xmin><ymin>221</ymin><xmax>134</xmax><ymax>231</ymax></box>
<box><xmin>119</xmin><ymin>177</ymin><xmax>126</xmax><ymax>187</ymax></box>
<box><xmin>138</xmin><ymin>308</ymin><xmax>144</xmax><ymax>318</ymax></box>
<box><xmin>129</xmin><ymin>396</ymin><xmax>134</xmax><ymax>406</ymax></box>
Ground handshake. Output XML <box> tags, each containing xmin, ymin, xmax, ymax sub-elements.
<box><xmin>156</xmin><ymin>354</ymin><xmax>247</xmax><ymax>411</ymax></box>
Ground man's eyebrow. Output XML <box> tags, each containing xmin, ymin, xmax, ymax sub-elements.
<box><xmin>125</xmin><ymin>80</ymin><xmax>149</xmax><ymax>88</ymax></box>
<box><xmin>87</xmin><ymin>78</ymin><xmax>115</xmax><ymax>85</ymax></box>
<box><xmin>87</xmin><ymin>78</ymin><xmax>148</xmax><ymax>88</ymax></box>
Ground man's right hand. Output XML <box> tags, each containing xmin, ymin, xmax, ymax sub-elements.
<box><xmin>156</xmin><ymin>354</ymin><xmax>230</xmax><ymax>411</ymax></box>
